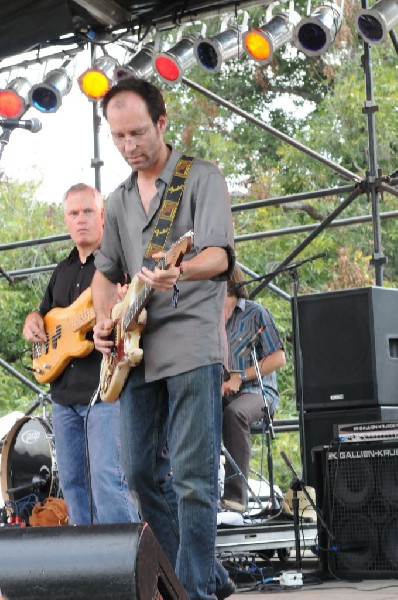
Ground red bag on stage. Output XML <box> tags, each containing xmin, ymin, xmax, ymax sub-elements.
<box><xmin>29</xmin><ymin>497</ymin><xmax>68</xmax><ymax>527</ymax></box>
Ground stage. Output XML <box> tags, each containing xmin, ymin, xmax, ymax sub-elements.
<box><xmin>216</xmin><ymin>514</ymin><xmax>398</xmax><ymax>597</ymax></box>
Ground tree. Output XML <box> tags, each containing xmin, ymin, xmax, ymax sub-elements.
<box><xmin>0</xmin><ymin>179</ymin><xmax>70</xmax><ymax>415</ymax></box>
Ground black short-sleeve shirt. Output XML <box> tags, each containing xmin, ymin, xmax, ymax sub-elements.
<box><xmin>39</xmin><ymin>247</ymin><xmax>101</xmax><ymax>406</ymax></box>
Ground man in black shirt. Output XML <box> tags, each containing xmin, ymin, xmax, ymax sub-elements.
<box><xmin>23</xmin><ymin>183</ymin><xmax>139</xmax><ymax>525</ymax></box>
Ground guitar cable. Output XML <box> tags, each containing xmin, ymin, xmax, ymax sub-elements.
<box><xmin>84</xmin><ymin>386</ymin><xmax>101</xmax><ymax>525</ymax></box>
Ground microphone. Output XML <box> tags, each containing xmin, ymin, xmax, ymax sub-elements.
<box><xmin>238</xmin><ymin>326</ymin><xmax>265</xmax><ymax>357</ymax></box>
<box><xmin>0</xmin><ymin>117</ymin><xmax>42</xmax><ymax>133</ymax></box>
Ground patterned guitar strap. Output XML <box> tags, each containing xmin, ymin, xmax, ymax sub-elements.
<box><xmin>143</xmin><ymin>154</ymin><xmax>194</xmax><ymax>307</ymax></box>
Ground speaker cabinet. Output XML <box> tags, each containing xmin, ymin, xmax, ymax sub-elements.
<box><xmin>313</xmin><ymin>440</ymin><xmax>398</xmax><ymax>579</ymax></box>
<box><xmin>0</xmin><ymin>522</ymin><xmax>188</xmax><ymax>599</ymax></box>
<box><xmin>294</xmin><ymin>286</ymin><xmax>398</xmax><ymax>410</ymax></box>
<box><xmin>302</xmin><ymin>405</ymin><xmax>398</xmax><ymax>486</ymax></box>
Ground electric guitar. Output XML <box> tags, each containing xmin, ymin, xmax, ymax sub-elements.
<box><xmin>100</xmin><ymin>231</ymin><xmax>193</xmax><ymax>403</ymax></box>
<box><xmin>32</xmin><ymin>287</ymin><xmax>96</xmax><ymax>384</ymax></box>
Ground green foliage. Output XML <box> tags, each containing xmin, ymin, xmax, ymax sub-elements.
<box><xmin>0</xmin><ymin>180</ymin><xmax>71</xmax><ymax>415</ymax></box>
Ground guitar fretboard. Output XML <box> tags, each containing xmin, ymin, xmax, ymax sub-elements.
<box><xmin>122</xmin><ymin>257</ymin><xmax>167</xmax><ymax>332</ymax></box>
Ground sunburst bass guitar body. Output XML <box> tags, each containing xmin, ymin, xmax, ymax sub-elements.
<box><xmin>100</xmin><ymin>231</ymin><xmax>193</xmax><ymax>403</ymax></box>
<box><xmin>32</xmin><ymin>288</ymin><xmax>96</xmax><ymax>384</ymax></box>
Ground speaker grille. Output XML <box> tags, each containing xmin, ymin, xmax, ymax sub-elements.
<box><xmin>315</xmin><ymin>440</ymin><xmax>398</xmax><ymax>578</ymax></box>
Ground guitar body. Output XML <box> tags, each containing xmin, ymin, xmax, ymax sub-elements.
<box><xmin>32</xmin><ymin>288</ymin><xmax>96</xmax><ymax>384</ymax></box>
<box><xmin>100</xmin><ymin>231</ymin><xmax>193</xmax><ymax>403</ymax></box>
<box><xmin>100</xmin><ymin>277</ymin><xmax>147</xmax><ymax>403</ymax></box>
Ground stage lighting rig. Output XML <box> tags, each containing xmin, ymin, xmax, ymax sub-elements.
<box><xmin>194</xmin><ymin>27</ymin><xmax>240</xmax><ymax>72</ymax></box>
<box><xmin>78</xmin><ymin>55</ymin><xmax>118</xmax><ymax>100</ymax></box>
<box><xmin>153</xmin><ymin>33</ymin><xmax>201</xmax><ymax>85</ymax></box>
<box><xmin>293</xmin><ymin>4</ymin><xmax>342</xmax><ymax>56</ymax></box>
<box><xmin>355</xmin><ymin>0</ymin><xmax>398</xmax><ymax>45</ymax></box>
<box><xmin>29</xmin><ymin>68</ymin><xmax>72</xmax><ymax>113</ymax></box>
<box><xmin>243</xmin><ymin>11</ymin><xmax>301</xmax><ymax>64</ymax></box>
<box><xmin>114</xmin><ymin>42</ymin><xmax>156</xmax><ymax>81</ymax></box>
<box><xmin>0</xmin><ymin>77</ymin><xmax>32</xmax><ymax>118</ymax></box>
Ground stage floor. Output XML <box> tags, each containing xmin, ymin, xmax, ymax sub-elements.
<box><xmin>232</xmin><ymin>576</ymin><xmax>398</xmax><ymax>598</ymax></box>
<box><xmin>216</xmin><ymin>518</ymin><xmax>398</xmax><ymax>599</ymax></box>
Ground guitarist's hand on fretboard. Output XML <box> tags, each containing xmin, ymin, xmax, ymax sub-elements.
<box><xmin>93</xmin><ymin>318</ymin><xmax>115</xmax><ymax>356</ymax></box>
<box><xmin>137</xmin><ymin>258</ymin><xmax>181</xmax><ymax>292</ymax></box>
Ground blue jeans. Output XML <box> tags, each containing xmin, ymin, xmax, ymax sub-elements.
<box><xmin>119</xmin><ymin>362</ymin><xmax>229</xmax><ymax>599</ymax></box>
<box><xmin>52</xmin><ymin>400</ymin><xmax>140</xmax><ymax>525</ymax></box>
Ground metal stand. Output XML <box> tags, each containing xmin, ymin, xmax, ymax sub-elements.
<box><xmin>280</xmin><ymin>450</ymin><xmax>334</xmax><ymax>571</ymax></box>
<box><xmin>0</xmin><ymin>127</ymin><xmax>12</xmax><ymax>162</ymax></box>
<box><xmin>249</xmin><ymin>340</ymin><xmax>279</xmax><ymax>513</ymax></box>
<box><xmin>25</xmin><ymin>391</ymin><xmax>52</xmax><ymax>425</ymax></box>
<box><xmin>221</xmin><ymin>443</ymin><xmax>264</xmax><ymax>510</ymax></box>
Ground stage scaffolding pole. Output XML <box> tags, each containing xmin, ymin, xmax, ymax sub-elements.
<box><xmin>361</xmin><ymin>0</ymin><xmax>385</xmax><ymax>286</ymax></box>
<box><xmin>90</xmin><ymin>44</ymin><xmax>104</xmax><ymax>192</ymax></box>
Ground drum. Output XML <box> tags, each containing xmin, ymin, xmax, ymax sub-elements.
<box><xmin>0</xmin><ymin>416</ymin><xmax>59</xmax><ymax>505</ymax></box>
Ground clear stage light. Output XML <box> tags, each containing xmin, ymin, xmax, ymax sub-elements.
<box><xmin>356</xmin><ymin>0</ymin><xmax>398</xmax><ymax>45</ymax></box>
<box><xmin>114</xmin><ymin>42</ymin><xmax>156</xmax><ymax>81</ymax></box>
<box><xmin>194</xmin><ymin>28</ymin><xmax>240</xmax><ymax>72</ymax></box>
<box><xmin>293</xmin><ymin>4</ymin><xmax>342</xmax><ymax>56</ymax></box>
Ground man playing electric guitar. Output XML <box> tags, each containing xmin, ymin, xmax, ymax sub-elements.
<box><xmin>23</xmin><ymin>183</ymin><xmax>139</xmax><ymax>526</ymax></box>
<box><xmin>92</xmin><ymin>78</ymin><xmax>236</xmax><ymax>600</ymax></box>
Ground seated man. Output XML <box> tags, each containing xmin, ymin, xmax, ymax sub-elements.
<box><xmin>221</xmin><ymin>265</ymin><xmax>286</xmax><ymax>512</ymax></box>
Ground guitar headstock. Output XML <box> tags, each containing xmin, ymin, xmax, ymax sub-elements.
<box><xmin>165</xmin><ymin>231</ymin><xmax>194</xmax><ymax>267</ymax></box>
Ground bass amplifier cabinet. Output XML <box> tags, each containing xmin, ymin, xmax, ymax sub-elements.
<box><xmin>302</xmin><ymin>405</ymin><xmax>398</xmax><ymax>486</ymax></box>
<box><xmin>313</xmin><ymin>440</ymin><xmax>398</xmax><ymax>579</ymax></box>
<box><xmin>294</xmin><ymin>286</ymin><xmax>398</xmax><ymax>410</ymax></box>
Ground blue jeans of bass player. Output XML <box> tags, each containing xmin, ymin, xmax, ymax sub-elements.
<box><xmin>52</xmin><ymin>400</ymin><xmax>139</xmax><ymax>525</ymax></box>
<box><xmin>119</xmin><ymin>362</ymin><xmax>229</xmax><ymax>600</ymax></box>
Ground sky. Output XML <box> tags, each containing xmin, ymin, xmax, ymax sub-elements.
<box><xmin>0</xmin><ymin>48</ymin><xmax>131</xmax><ymax>205</ymax></box>
<box><xmin>0</xmin><ymin>44</ymin><xmax>312</xmax><ymax>207</ymax></box>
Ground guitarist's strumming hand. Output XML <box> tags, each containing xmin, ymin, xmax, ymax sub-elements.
<box><xmin>93</xmin><ymin>317</ymin><xmax>115</xmax><ymax>357</ymax></box>
<box><xmin>23</xmin><ymin>311</ymin><xmax>47</xmax><ymax>344</ymax></box>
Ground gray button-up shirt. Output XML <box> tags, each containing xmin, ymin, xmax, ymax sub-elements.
<box><xmin>95</xmin><ymin>146</ymin><xmax>235</xmax><ymax>381</ymax></box>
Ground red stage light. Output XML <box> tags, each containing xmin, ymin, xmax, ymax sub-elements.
<box><xmin>0</xmin><ymin>89</ymin><xmax>24</xmax><ymax>118</ymax></box>
<box><xmin>154</xmin><ymin>55</ymin><xmax>180</xmax><ymax>82</ymax></box>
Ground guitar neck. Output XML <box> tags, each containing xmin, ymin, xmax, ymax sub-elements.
<box><xmin>72</xmin><ymin>308</ymin><xmax>96</xmax><ymax>332</ymax></box>
<box><xmin>122</xmin><ymin>281</ymin><xmax>153</xmax><ymax>332</ymax></box>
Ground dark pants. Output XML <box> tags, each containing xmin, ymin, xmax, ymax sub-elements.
<box><xmin>222</xmin><ymin>392</ymin><xmax>272</xmax><ymax>506</ymax></box>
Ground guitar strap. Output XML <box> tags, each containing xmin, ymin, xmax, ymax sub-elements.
<box><xmin>144</xmin><ymin>154</ymin><xmax>194</xmax><ymax>261</ymax></box>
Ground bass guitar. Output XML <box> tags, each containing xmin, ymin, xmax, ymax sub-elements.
<box><xmin>100</xmin><ymin>231</ymin><xmax>193</xmax><ymax>403</ymax></box>
<box><xmin>32</xmin><ymin>288</ymin><xmax>95</xmax><ymax>384</ymax></box>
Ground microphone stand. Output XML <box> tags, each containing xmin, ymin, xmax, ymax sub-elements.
<box><xmin>280</xmin><ymin>450</ymin><xmax>334</xmax><ymax>571</ymax></box>
<box><xmin>247</xmin><ymin>340</ymin><xmax>279</xmax><ymax>514</ymax></box>
<box><xmin>0</xmin><ymin>127</ymin><xmax>12</xmax><ymax>162</ymax></box>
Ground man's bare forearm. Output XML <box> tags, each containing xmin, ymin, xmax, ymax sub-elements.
<box><xmin>91</xmin><ymin>270</ymin><xmax>118</xmax><ymax>321</ymax></box>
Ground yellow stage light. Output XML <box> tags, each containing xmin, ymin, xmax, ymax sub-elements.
<box><xmin>78</xmin><ymin>56</ymin><xmax>118</xmax><ymax>100</ymax></box>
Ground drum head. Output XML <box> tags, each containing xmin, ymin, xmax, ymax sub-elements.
<box><xmin>1</xmin><ymin>417</ymin><xmax>55</xmax><ymax>503</ymax></box>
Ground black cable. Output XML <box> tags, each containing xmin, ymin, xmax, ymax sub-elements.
<box><xmin>83</xmin><ymin>387</ymin><xmax>100</xmax><ymax>525</ymax></box>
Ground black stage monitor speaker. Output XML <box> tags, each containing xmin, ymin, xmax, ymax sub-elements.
<box><xmin>294</xmin><ymin>286</ymin><xmax>398</xmax><ymax>410</ymax></box>
<box><xmin>302</xmin><ymin>405</ymin><xmax>398</xmax><ymax>486</ymax></box>
<box><xmin>0</xmin><ymin>522</ymin><xmax>188</xmax><ymax>599</ymax></box>
<box><xmin>313</xmin><ymin>440</ymin><xmax>398</xmax><ymax>579</ymax></box>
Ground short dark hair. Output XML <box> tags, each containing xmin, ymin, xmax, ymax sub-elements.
<box><xmin>228</xmin><ymin>265</ymin><xmax>249</xmax><ymax>299</ymax></box>
<box><xmin>101</xmin><ymin>78</ymin><xmax>166</xmax><ymax>125</ymax></box>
